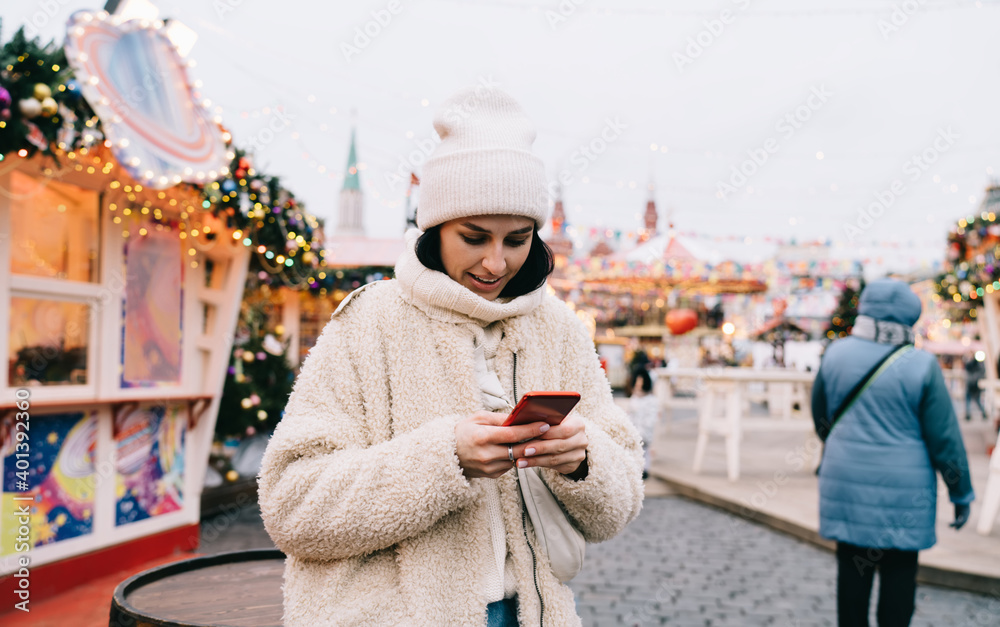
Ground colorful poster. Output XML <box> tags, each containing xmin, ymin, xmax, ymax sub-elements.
<box><xmin>115</xmin><ymin>405</ymin><xmax>185</xmax><ymax>526</ymax></box>
<box><xmin>122</xmin><ymin>229</ymin><xmax>183</xmax><ymax>387</ymax></box>
<box><xmin>1</xmin><ymin>413</ymin><xmax>96</xmax><ymax>556</ymax></box>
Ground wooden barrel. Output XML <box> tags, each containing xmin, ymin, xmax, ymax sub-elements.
<box><xmin>109</xmin><ymin>549</ymin><xmax>285</xmax><ymax>627</ymax></box>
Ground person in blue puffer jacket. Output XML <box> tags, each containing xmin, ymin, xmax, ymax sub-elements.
<box><xmin>812</xmin><ymin>279</ymin><xmax>975</xmax><ymax>627</ymax></box>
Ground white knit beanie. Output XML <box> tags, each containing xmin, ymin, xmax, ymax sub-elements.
<box><xmin>417</xmin><ymin>86</ymin><xmax>549</xmax><ymax>230</ymax></box>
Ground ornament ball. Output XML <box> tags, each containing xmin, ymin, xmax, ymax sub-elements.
<box><xmin>64</xmin><ymin>79</ymin><xmax>82</xmax><ymax>101</ymax></box>
<box><xmin>40</xmin><ymin>97</ymin><xmax>58</xmax><ymax>117</ymax></box>
<box><xmin>19</xmin><ymin>98</ymin><xmax>43</xmax><ymax>119</ymax></box>
<box><xmin>33</xmin><ymin>83</ymin><xmax>52</xmax><ymax>101</ymax></box>
<box><xmin>0</xmin><ymin>85</ymin><xmax>11</xmax><ymax>108</ymax></box>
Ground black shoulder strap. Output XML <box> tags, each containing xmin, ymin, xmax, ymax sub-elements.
<box><xmin>819</xmin><ymin>343</ymin><xmax>911</xmax><ymax>440</ymax></box>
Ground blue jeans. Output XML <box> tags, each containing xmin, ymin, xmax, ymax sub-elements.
<box><xmin>486</xmin><ymin>596</ymin><xmax>518</xmax><ymax>627</ymax></box>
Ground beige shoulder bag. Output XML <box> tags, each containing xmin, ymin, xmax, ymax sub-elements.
<box><xmin>516</xmin><ymin>466</ymin><xmax>586</xmax><ymax>582</ymax></box>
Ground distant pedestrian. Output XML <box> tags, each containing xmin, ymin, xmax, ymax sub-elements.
<box><xmin>628</xmin><ymin>368</ymin><xmax>658</xmax><ymax>478</ymax></box>
<box><xmin>625</xmin><ymin>348</ymin><xmax>650</xmax><ymax>397</ymax></box>
<box><xmin>964</xmin><ymin>353</ymin><xmax>986</xmax><ymax>420</ymax></box>
<box><xmin>811</xmin><ymin>279</ymin><xmax>974</xmax><ymax>627</ymax></box>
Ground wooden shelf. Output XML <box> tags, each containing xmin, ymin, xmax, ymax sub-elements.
<box><xmin>0</xmin><ymin>394</ymin><xmax>213</xmax><ymax>412</ymax></box>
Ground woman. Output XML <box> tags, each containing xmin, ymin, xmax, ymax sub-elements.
<box><xmin>627</xmin><ymin>367</ymin><xmax>658</xmax><ymax>479</ymax></box>
<box><xmin>812</xmin><ymin>279</ymin><xmax>974</xmax><ymax>627</ymax></box>
<box><xmin>258</xmin><ymin>86</ymin><xmax>644</xmax><ymax>626</ymax></box>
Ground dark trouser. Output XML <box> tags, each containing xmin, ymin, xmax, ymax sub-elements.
<box><xmin>836</xmin><ymin>542</ymin><xmax>919</xmax><ymax>627</ymax></box>
<box><xmin>966</xmin><ymin>390</ymin><xmax>986</xmax><ymax>419</ymax></box>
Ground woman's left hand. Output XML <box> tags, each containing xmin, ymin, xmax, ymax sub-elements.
<box><xmin>511</xmin><ymin>413</ymin><xmax>588</xmax><ymax>476</ymax></box>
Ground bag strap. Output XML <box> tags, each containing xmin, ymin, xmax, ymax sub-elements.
<box><xmin>824</xmin><ymin>344</ymin><xmax>913</xmax><ymax>438</ymax></box>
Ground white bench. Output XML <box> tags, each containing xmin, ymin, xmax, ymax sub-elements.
<box><xmin>654</xmin><ymin>367</ymin><xmax>819</xmax><ymax>481</ymax></box>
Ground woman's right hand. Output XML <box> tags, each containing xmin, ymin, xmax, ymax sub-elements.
<box><xmin>455</xmin><ymin>411</ymin><xmax>551</xmax><ymax>479</ymax></box>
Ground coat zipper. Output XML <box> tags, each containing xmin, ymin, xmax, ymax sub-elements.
<box><xmin>513</xmin><ymin>352</ymin><xmax>545</xmax><ymax>626</ymax></box>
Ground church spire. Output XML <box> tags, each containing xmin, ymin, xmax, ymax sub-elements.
<box><xmin>551</xmin><ymin>186</ymin><xmax>566</xmax><ymax>233</ymax></box>
<box><xmin>342</xmin><ymin>127</ymin><xmax>360</xmax><ymax>191</ymax></box>
<box><xmin>641</xmin><ymin>181</ymin><xmax>658</xmax><ymax>242</ymax></box>
<box><xmin>547</xmin><ymin>186</ymin><xmax>573</xmax><ymax>258</ymax></box>
<box><xmin>335</xmin><ymin>125</ymin><xmax>365</xmax><ymax>237</ymax></box>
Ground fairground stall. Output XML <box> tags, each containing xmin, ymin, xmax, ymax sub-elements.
<box><xmin>0</xmin><ymin>12</ymin><xmax>324</xmax><ymax>604</ymax></box>
<box><xmin>202</xmin><ymin>126</ymin><xmax>401</xmax><ymax>510</ymax></box>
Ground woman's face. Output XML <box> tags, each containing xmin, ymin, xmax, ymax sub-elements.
<box><xmin>438</xmin><ymin>215</ymin><xmax>534</xmax><ymax>300</ymax></box>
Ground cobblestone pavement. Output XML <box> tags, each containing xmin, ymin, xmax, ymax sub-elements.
<box><xmin>200</xmin><ymin>496</ymin><xmax>1000</xmax><ymax>626</ymax></box>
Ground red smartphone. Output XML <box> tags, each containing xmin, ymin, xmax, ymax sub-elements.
<box><xmin>502</xmin><ymin>391</ymin><xmax>581</xmax><ymax>427</ymax></box>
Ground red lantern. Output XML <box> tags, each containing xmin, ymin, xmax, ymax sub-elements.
<box><xmin>665</xmin><ymin>309</ymin><xmax>698</xmax><ymax>335</ymax></box>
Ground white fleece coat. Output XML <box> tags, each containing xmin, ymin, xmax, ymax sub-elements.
<box><xmin>258</xmin><ymin>239</ymin><xmax>644</xmax><ymax>626</ymax></box>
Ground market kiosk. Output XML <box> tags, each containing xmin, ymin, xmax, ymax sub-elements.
<box><xmin>0</xmin><ymin>11</ymin><xmax>248</xmax><ymax>603</ymax></box>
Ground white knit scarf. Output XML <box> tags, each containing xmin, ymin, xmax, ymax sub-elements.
<box><xmin>394</xmin><ymin>228</ymin><xmax>545</xmax><ymax>325</ymax></box>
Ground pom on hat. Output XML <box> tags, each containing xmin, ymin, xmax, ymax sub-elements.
<box><xmin>417</xmin><ymin>86</ymin><xmax>549</xmax><ymax>230</ymax></box>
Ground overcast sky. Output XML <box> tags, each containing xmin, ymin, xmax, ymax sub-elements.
<box><xmin>6</xmin><ymin>0</ymin><xmax>1000</xmax><ymax>271</ymax></box>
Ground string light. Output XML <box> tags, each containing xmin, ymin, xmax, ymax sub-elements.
<box><xmin>4</xmin><ymin>31</ymin><xmax>327</xmax><ymax>292</ymax></box>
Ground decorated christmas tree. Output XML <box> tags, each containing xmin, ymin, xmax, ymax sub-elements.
<box><xmin>0</xmin><ymin>24</ymin><xmax>100</xmax><ymax>159</ymax></box>
<box><xmin>825</xmin><ymin>276</ymin><xmax>865</xmax><ymax>341</ymax></box>
<box><xmin>216</xmin><ymin>295</ymin><xmax>295</xmax><ymax>438</ymax></box>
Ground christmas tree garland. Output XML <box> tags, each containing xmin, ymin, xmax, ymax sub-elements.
<box><xmin>935</xmin><ymin>183</ymin><xmax>1000</xmax><ymax>309</ymax></box>
<box><xmin>0</xmin><ymin>23</ymin><xmax>99</xmax><ymax>159</ymax></box>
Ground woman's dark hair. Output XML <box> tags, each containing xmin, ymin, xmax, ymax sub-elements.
<box><xmin>415</xmin><ymin>224</ymin><xmax>555</xmax><ymax>298</ymax></box>
<box><xmin>635</xmin><ymin>368</ymin><xmax>653</xmax><ymax>393</ymax></box>
<box><xmin>627</xmin><ymin>366</ymin><xmax>653</xmax><ymax>396</ymax></box>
